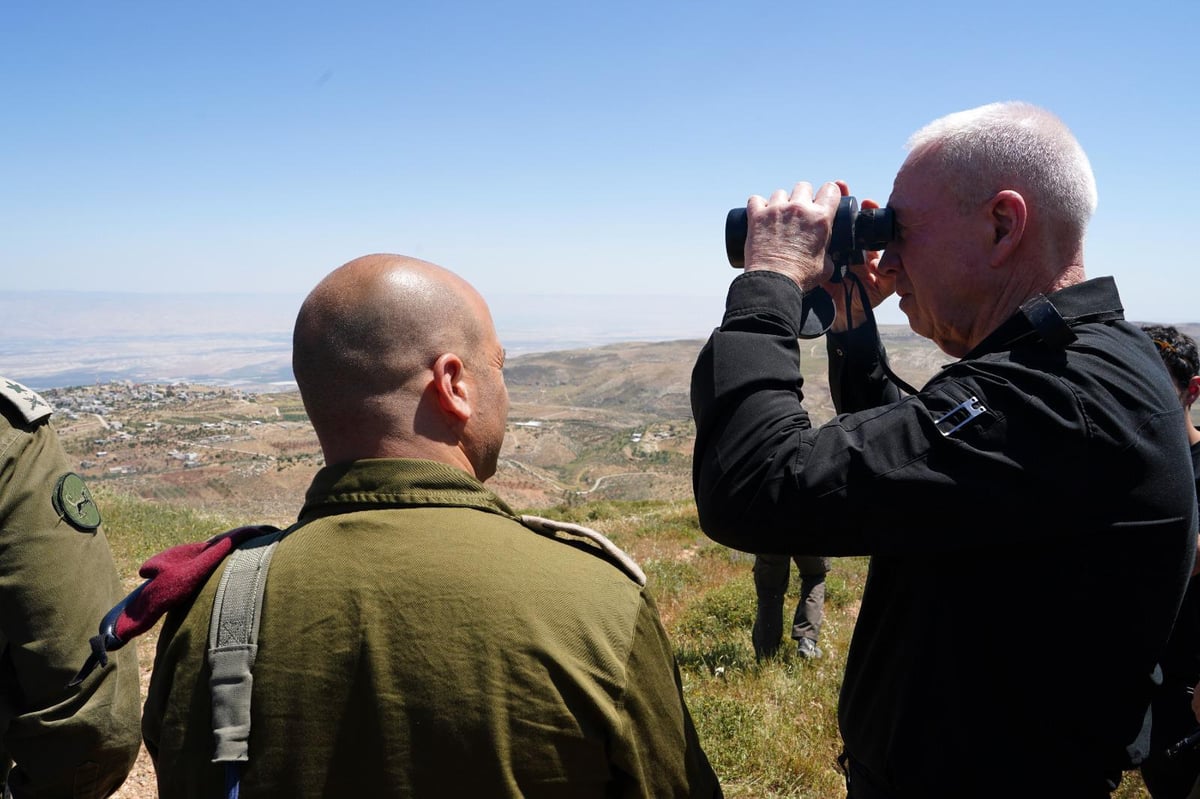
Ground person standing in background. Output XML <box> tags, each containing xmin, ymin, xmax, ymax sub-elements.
<box><xmin>1140</xmin><ymin>324</ymin><xmax>1200</xmax><ymax>799</ymax></box>
<box><xmin>752</xmin><ymin>553</ymin><xmax>830</xmax><ymax>660</ymax></box>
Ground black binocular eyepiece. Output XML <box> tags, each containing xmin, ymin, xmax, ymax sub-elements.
<box><xmin>724</xmin><ymin>196</ymin><xmax>894</xmax><ymax>281</ymax></box>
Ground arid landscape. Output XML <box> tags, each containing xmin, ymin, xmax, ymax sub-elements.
<box><xmin>45</xmin><ymin>331</ymin><xmax>956</xmax><ymax>522</ymax></box>
<box><xmin>47</xmin><ymin>339</ymin><xmax>710</xmax><ymax>522</ymax></box>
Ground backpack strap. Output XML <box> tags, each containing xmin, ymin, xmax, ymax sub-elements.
<box><xmin>207</xmin><ymin>525</ymin><xmax>287</xmax><ymax>777</ymax></box>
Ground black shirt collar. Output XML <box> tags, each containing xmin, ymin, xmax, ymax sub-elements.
<box><xmin>969</xmin><ymin>276</ymin><xmax>1126</xmax><ymax>356</ymax></box>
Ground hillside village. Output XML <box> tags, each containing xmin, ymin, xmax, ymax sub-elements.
<box><xmin>51</xmin><ymin>383</ymin><xmax>258</xmax><ymax>466</ymax></box>
<box><xmin>40</xmin><ymin>345</ymin><xmax>702</xmax><ymax>519</ymax></box>
<box><xmin>44</xmin><ymin>382</ymin><xmax>317</xmax><ymax>523</ymax></box>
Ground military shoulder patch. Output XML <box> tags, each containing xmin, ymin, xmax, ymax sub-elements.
<box><xmin>53</xmin><ymin>472</ymin><xmax>103</xmax><ymax>531</ymax></box>
<box><xmin>0</xmin><ymin>376</ymin><xmax>52</xmax><ymax>424</ymax></box>
<box><xmin>520</xmin><ymin>514</ymin><xmax>646</xmax><ymax>586</ymax></box>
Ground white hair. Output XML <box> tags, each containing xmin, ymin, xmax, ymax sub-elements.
<box><xmin>906</xmin><ymin>101</ymin><xmax>1098</xmax><ymax>241</ymax></box>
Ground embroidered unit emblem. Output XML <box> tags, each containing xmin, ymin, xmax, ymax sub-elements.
<box><xmin>53</xmin><ymin>472</ymin><xmax>102</xmax><ymax>530</ymax></box>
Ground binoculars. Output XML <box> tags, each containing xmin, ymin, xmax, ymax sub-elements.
<box><xmin>724</xmin><ymin>196</ymin><xmax>894</xmax><ymax>281</ymax></box>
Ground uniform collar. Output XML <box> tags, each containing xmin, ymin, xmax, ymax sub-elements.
<box><xmin>969</xmin><ymin>276</ymin><xmax>1126</xmax><ymax>357</ymax></box>
<box><xmin>299</xmin><ymin>458</ymin><xmax>517</xmax><ymax>522</ymax></box>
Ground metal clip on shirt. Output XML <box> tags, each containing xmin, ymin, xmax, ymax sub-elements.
<box><xmin>934</xmin><ymin>396</ymin><xmax>988</xmax><ymax>437</ymax></box>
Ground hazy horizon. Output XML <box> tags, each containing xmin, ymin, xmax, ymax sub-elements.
<box><xmin>5</xmin><ymin>289</ymin><xmax>1195</xmax><ymax>394</ymax></box>
<box><xmin>0</xmin><ymin>289</ymin><xmax>731</xmax><ymax>391</ymax></box>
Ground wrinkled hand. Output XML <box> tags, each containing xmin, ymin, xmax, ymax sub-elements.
<box><xmin>826</xmin><ymin>197</ymin><xmax>897</xmax><ymax>332</ymax></box>
<box><xmin>743</xmin><ymin>181</ymin><xmax>844</xmax><ymax>292</ymax></box>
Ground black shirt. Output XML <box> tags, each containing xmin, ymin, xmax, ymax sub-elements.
<box><xmin>691</xmin><ymin>272</ymin><xmax>1198</xmax><ymax>797</ymax></box>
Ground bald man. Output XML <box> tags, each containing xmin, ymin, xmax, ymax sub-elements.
<box><xmin>141</xmin><ymin>255</ymin><xmax>721</xmax><ymax>798</ymax></box>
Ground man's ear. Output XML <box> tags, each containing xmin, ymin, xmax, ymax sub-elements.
<box><xmin>1186</xmin><ymin>375</ymin><xmax>1200</xmax><ymax>407</ymax></box>
<box><xmin>432</xmin><ymin>352</ymin><xmax>472</xmax><ymax>422</ymax></box>
<box><xmin>987</xmin><ymin>190</ymin><xmax>1027</xmax><ymax>267</ymax></box>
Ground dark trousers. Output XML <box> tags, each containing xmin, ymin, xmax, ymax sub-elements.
<box><xmin>839</xmin><ymin>750</ymin><xmax>1123</xmax><ymax>799</ymax></box>
<box><xmin>840</xmin><ymin>752</ymin><xmax>891</xmax><ymax>799</ymax></box>
<box><xmin>752</xmin><ymin>553</ymin><xmax>830</xmax><ymax>659</ymax></box>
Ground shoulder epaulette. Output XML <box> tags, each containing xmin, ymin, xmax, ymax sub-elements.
<box><xmin>519</xmin><ymin>514</ymin><xmax>646</xmax><ymax>586</ymax></box>
<box><xmin>0</xmin><ymin>377</ymin><xmax>52</xmax><ymax>424</ymax></box>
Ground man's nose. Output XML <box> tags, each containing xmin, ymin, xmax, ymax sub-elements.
<box><xmin>877</xmin><ymin>249</ymin><xmax>900</xmax><ymax>275</ymax></box>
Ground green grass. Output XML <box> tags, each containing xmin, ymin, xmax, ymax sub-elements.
<box><xmin>95</xmin><ymin>486</ymin><xmax>241</xmax><ymax>574</ymax></box>
<box><xmin>96</xmin><ymin>492</ymin><xmax>1152</xmax><ymax>798</ymax></box>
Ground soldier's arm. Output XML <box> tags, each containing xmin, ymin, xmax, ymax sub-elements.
<box><xmin>0</xmin><ymin>405</ymin><xmax>141</xmax><ymax>798</ymax></box>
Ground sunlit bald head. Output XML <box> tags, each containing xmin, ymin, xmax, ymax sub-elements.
<box><xmin>292</xmin><ymin>254</ymin><xmax>506</xmax><ymax>472</ymax></box>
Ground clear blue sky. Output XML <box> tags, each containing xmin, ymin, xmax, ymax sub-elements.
<box><xmin>2</xmin><ymin>0</ymin><xmax>1197</xmax><ymax>325</ymax></box>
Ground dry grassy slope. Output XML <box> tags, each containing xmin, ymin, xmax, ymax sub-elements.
<box><xmin>505</xmin><ymin>339</ymin><xmax>700</xmax><ymax>417</ymax></box>
<box><xmin>521</xmin><ymin>333</ymin><xmax>947</xmax><ymax>405</ymax></box>
<box><xmin>503</xmin><ymin>331</ymin><xmax>947</xmax><ymax>421</ymax></box>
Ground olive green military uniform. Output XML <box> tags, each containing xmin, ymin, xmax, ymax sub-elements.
<box><xmin>0</xmin><ymin>378</ymin><xmax>141</xmax><ymax>798</ymax></box>
<box><xmin>143</xmin><ymin>458</ymin><xmax>720</xmax><ymax>798</ymax></box>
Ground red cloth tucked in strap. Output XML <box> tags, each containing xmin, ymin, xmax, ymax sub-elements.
<box><xmin>115</xmin><ymin>524</ymin><xmax>279</xmax><ymax>641</ymax></box>
<box><xmin>71</xmin><ymin>524</ymin><xmax>280</xmax><ymax>687</ymax></box>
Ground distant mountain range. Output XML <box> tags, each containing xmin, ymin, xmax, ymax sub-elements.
<box><xmin>4</xmin><ymin>291</ymin><xmax>1193</xmax><ymax>394</ymax></box>
<box><xmin>0</xmin><ymin>290</ymin><xmax>733</xmax><ymax>391</ymax></box>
